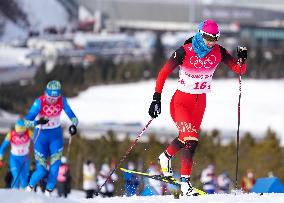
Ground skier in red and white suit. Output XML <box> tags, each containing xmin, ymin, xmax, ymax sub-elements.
<box><xmin>148</xmin><ymin>19</ymin><xmax>247</xmax><ymax>196</ymax></box>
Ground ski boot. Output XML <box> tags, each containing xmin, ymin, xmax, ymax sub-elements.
<box><xmin>158</xmin><ymin>151</ymin><xmax>173</xmax><ymax>177</ymax></box>
<box><xmin>25</xmin><ymin>185</ymin><xmax>34</xmax><ymax>192</ymax></box>
<box><xmin>44</xmin><ymin>189</ymin><xmax>53</xmax><ymax>197</ymax></box>
<box><xmin>180</xmin><ymin>177</ymin><xmax>199</xmax><ymax>196</ymax></box>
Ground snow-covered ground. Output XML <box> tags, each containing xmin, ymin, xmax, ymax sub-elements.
<box><xmin>66</xmin><ymin>79</ymin><xmax>284</xmax><ymax>144</ymax></box>
<box><xmin>1</xmin><ymin>189</ymin><xmax>284</xmax><ymax>203</ymax></box>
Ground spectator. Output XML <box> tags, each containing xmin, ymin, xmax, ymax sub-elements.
<box><xmin>97</xmin><ymin>163</ymin><xmax>118</xmax><ymax>197</ymax></box>
<box><xmin>241</xmin><ymin>169</ymin><xmax>256</xmax><ymax>193</ymax></box>
<box><xmin>217</xmin><ymin>171</ymin><xmax>231</xmax><ymax>193</ymax></box>
<box><xmin>147</xmin><ymin>163</ymin><xmax>164</xmax><ymax>195</ymax></box>
<box><xmin>57</xmin><ymin>156</ymin><xmax>71</xmax><ymax>198</ymax></box>
<box><xmin>83</xmin><ymin>160</ymin><xmax>97</xmax><ymax>198</ymax></box>
<box><xmin>200</xmin><ymin>164</ymin><xmax>217</xmax><ymax>194</ymax></box>
<box><xmin>123</xmin><ymin>161</ymin><xmax>140</xmax><ymax>196</ymax></box>
<box><xmin>267</xmin><ymin>171</ymin><xmax>274</xmax><ymax>178</ymax></box>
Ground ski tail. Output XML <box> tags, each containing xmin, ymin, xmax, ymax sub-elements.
<box><xmin>120</xmin><ymin>167</ymin><xmax>207</xmax><ymax>196</ymax></box>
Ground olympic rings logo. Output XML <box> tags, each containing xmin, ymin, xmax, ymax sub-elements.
<box><xmin>190</xmin><ymin>55</ymin><xmax>217</xmax><ymax>69</ymax></box>
<box><xmin>42</xmin><ymin>104</ymin><xmax>61</xmax><ymax>116</ymax></box>
<box><xmin>11</xmin><ymin>135</ymin><xmax>29</xmax><ymax>144</ymax></box>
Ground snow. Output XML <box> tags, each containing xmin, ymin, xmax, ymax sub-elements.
<box><xmin>66</xmin><ymin>79</ymin><xmax>284</xmax><ymax>144</ymax></box>
<box><xmin>0</xmin><ymin>46</ymin><xmax>37</xmax><ymax>66</ymax></box>
<box><xmin>19</xmin><ymin>0</ymin><xmax>69</xmax><ymax>31</ymax></box>
<box><xmin>1</xmin><ymin>0</ymin><xmax>69</xmax><ymax>41</ymax></box>
<box><xmin>0</xmin><ymin>19</ymin><xmax>27</xmax><ymax>42</ymax></box>
<box><xmin>1</xmin><ymin>189</ymin><xmax>284</xmax><ymax>203</ymax></box>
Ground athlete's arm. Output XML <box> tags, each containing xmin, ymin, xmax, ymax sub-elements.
<box><xmin>219</xmin><ymin>45</ymin><xmax>246</xmax><ymax>75</ymax></box>
<box><xmin>0</xmin><ymin>133</ymin><xmax>11</xmax><ymax>160</ymax></box>
<box><xmin>155</xmin><ymin>47</ymin><xmax>186</xmax><ymax>93</ymax></box>
<box><xmin>62</xmin><ymin>97</ymin><xmax>78</xmax><ymax>126</ymax></box>
<box><xmin>25</xmin><ymin>98</ymin><xmax>41</xmax><ymax>127</ymax></box>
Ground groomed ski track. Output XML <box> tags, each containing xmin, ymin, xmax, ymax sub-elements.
<box><xmin>1</xmin><ymin>189</ymin><xmax>284</xmax><ymax>203</ymax></box>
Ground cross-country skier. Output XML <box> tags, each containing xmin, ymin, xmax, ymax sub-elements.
<box><xmin>148</xmin><ymin>19</ymin><xmax>247</xmax><ymax>196</ymax></box>
<box><xmin>25</xmin><ymin>80</ymin><xmax>78</xmax><ymax>196</ymax></box>
<box><xmin>0</xmin><ymin>119</ymin><xmax>33</xmax><ymax>189</ymax></box>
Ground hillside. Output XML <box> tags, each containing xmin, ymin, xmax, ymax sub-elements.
<box><xmin>0</xmin><ymin>0</ymin><xmax>70</xmax><ymax>41</ymax></box>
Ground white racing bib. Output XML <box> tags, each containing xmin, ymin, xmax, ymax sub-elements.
<box><xmin>11</xmin><ymin>143</ymin><xmax>30</xmax><ymax>156</ymax></box>
<box><xmin>177</xmin><ymin>67</ymin><xmax>215</xmax><ymax>94</ymax></box>
<box><xmin>178</xmin><ymin>44</ymin><xmax>222</xmax><ymax>94</ymax></box>
<box><xmin>10</xmin><ymin>131</ymin><xmax>31</xmax><ymax>156</ymax></box>
<box><xmin>41</xmin><ymin>116</ymin><xmax>61</xmax><ymax>129</ymax></box>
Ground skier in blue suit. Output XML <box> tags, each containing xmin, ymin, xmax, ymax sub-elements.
<box><xmin>0</xmin><ymin>119</ymin><xmax>33</xmax><ymax>189</ymax></box>
<box><xmin>25</xmin><ymin>80</ymin><xmax>78</xmax><ymax>196</ymax></box>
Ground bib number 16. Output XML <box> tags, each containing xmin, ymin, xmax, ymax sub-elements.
<box><xmin>193</xmin><ymin>82</ymin><xmax>210</xmax><ymax>90</ymax></box>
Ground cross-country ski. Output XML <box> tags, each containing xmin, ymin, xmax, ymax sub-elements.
<box><xmin>120</xmin><ymin>167</ymin><xmax>207</xmax><ymax>196</ymax></box>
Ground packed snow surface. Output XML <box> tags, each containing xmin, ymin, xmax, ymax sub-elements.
<box><xmin>1</xmin><ymin>189</ymin><xmax>284</xmax><ymax>203</ymax></box>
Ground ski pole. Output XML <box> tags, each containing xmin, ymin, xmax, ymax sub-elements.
<box><xmin>66</xmin><ymin>136</ymin><xmax>72</xmax><ymax>161</ymax></box>
<box><xmin>97</xmin><ymin>118</ymin><xmax>154</xmax><ymax>194</ymax></box>
<box><xmin>11</xmin><ymin>126</ymin><xmax>42</xmax><ymax>188</ymax></box>
<box><xmin>234</xmin><ymin>69</ymin><xmax>242</xmax><ymax>191</ymax></box>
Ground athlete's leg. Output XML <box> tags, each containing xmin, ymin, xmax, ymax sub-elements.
<box><xmin>180</xmin><ymin>140</ymin><xmax>198</xmax><ymax>176</ymax></box>
<box><xmin>9</xmin><ymin>155</ymin><xmax>21</xmax><ymax>189</ymax></box>
<box><xmin>164</xmin><ymin>90</ymin><xmax>186</xmax><ymax>157</ymax></box>
<box><xmin>46</xmin><ymin>127</ymin><xmax>63</xmax><ymax>191</ymax></box>
<box><xmin>192</xmin><ymin>94</ymin><xmax>206</xmax><ymax>131</ymax></box>
<box><xmin>179</xmin><ymin>94</ymin><xmax>206</xmax><ymax>177</ymax></box>
<box><xmin>159</xmin><ymin>91</ymin><xmax>184</xmax><ymax>176</ymax></box>
<box><xmin>174</xmin><ymin>93</ymin><xmax>200</xmax><ymax>142</ymax></box>
<box><xmin>19</xmin><ymin>156</ymin><xmax>30</xmax><ymax>188</ymax></box>
<box><xmin>29</xmin><ymin>128</ymin><xmax>49</xmax><ymax>188</ymax></box>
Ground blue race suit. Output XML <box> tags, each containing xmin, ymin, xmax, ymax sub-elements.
<box><xmin>0</xmin><ymin>130</ymin><xmax>33</xmax><ymax>188</ymax></box>
<box><xmin>26</xmin><ymin>95</ymin><xmax>78</xmax><ymax>191</ymax></box>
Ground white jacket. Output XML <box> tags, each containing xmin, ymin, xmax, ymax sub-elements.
<box><xmin>83</xmin><ymin>163</ymin><xmax>97</xmax><ymax>190</ymax></box>
<box><xmin>97</xmin><ymin>164</ymin><xmax>118</xmax><ymax>193</ymax></box>
<box><xmin>148</xmin><ymin>165</ymin><xmax>163</xmax><ymax>195</ymax></box>
<box><xmin>200</xmin><ymin>167</ymin><xmax>217</xmax><ymax>191</ymax></box>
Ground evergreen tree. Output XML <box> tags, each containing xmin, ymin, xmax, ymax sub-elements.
<box><xmin>252</xmin><ymin>128</ymin><xmax>283</xmax><ymax>178</ymax></box>
<box><xmin>152</xmin><ymin>32</ymin><xmax>166</xmax><ymax>77</ymax></box>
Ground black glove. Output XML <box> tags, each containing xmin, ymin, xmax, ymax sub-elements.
<box><xmin>237</xmin><ymin>46</ymin><xmax>247</xmax><ymax>64</ymax></box>
<box><xmin>148</xmin><ymin>92</ymin><xmax>161</xmax><ymax>118</ymax></box>
<box><xmin>69</xmin><ymin>125</ymin><xmax>77</xmax><ymax>136</ymax></box>
<box><xmin>36</xmin><ymin>117</ymin><xmax>49</xmax><ymax>125</ymax></box>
